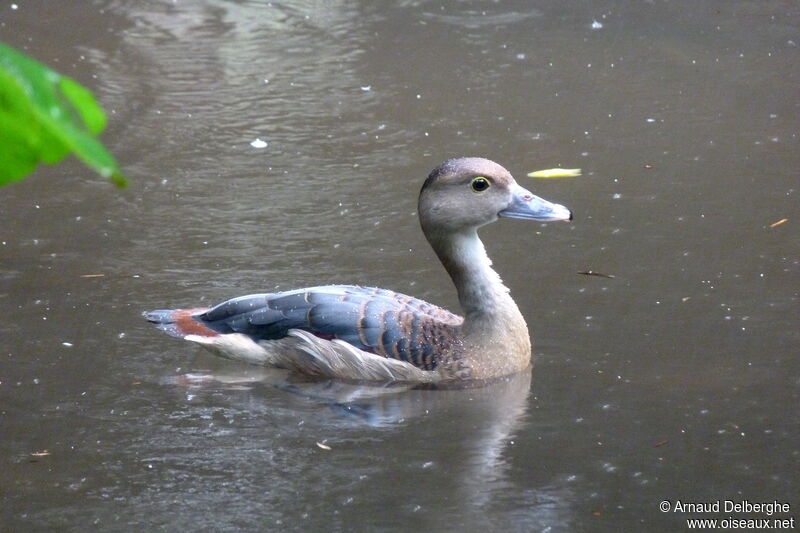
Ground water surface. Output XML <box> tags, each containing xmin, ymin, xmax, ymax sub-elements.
<box><xmin>1</xmin><ymin>1</ymin><xmax>798</xmax><ymax>531</ymax></box>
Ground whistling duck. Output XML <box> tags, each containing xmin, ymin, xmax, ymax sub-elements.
<box><xmin>145</xmin><ymin>158</ymin><xmax>572</xmax><ymax>382</ymax></box>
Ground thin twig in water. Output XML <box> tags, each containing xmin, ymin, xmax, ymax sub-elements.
<box><xmin>578</xmin><ymin>270</ymin><xmax>615</xmax><ymax>279</ymax></box>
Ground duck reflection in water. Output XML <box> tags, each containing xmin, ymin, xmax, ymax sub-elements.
<box><xmin>162</xmin><ymin>366</ymin><xmax>533</xmax><ymax>496</ymax></box>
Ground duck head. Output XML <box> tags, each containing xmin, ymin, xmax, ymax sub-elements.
<box><xmin>418</xmin><ymin>157</ymin><xmax>572</xmax><ymax>234</ymax></box>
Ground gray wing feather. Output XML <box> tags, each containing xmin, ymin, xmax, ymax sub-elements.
<box><xmin>196</xmin><ymin>285</ymin><xmax>463</xmax><ymax>370</ymax></box>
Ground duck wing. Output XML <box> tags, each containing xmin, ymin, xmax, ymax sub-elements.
<box><xmin>147</xmin><ymin>285</ymin><xmax>463</xmax><ymax>371</ymax></box>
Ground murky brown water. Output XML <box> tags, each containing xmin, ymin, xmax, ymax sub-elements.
<box><xmin>1</xmin><ymin>1</ymin><xmax>798</xmax><ymax>531</ymax></box>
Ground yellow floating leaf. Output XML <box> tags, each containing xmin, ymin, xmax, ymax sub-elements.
<box><xmin>769</xmin><ymin>218</ymin><xmax>788</xmax><ymax>228</ymax></box>
<box><xmin>527</xmin><ymin>168</ymin><xmax>582</xmax><ymax>178</ymax></box>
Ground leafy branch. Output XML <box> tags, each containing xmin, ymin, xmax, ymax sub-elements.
<box><xmin>0</xmin><ymin>41</ymin><xmax>126</xmax><ymax>187</ymax></box>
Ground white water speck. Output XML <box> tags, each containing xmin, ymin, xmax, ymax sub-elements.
<box><xmin>591</xmin><ymin>19</ymin><xmax>603</xmax><ymax>29</ymax></box>
<box><xmin>62</xmin><ymin>342</ymin><xmax>73</xmax><ymax>347</ymax></box>
<box><xmin>11</xmin><ymin>3</ymin><xmax>18</xmax><ymax>9</ymax></box>
<box><xmin>360</xmin><ymin>85</ymin><xmax>371</xmax><ymax>91</ymax></box>
<box><xmin>250</xmin><ymin>138</ymin><xmax>268</xmax><ymax>148</ymax></box>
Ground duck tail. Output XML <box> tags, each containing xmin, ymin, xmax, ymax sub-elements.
<box><xmin>143</xmin><ymin>308</ymin><xmax>213</xmax><ymax>339</ymax></box>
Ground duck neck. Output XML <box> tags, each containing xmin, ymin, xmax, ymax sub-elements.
<box><xmin>426</xmin><ymin>227</ymin><xmax>525</xmax><ymax>331</ymax></box>
<box><xmin>423</xmin><ymin>224</ymin><xmax>533</xmax><ymax>378</ymax></box>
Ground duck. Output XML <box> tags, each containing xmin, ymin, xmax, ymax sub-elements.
<box><xmin>145</xmin><ymin>157</ymin><xmax>572</xmax><ymax>383</ymax></box>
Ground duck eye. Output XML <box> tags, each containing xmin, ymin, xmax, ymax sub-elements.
<box><xmin>471</xmin><ymin>177</ymin><xmax>490</xmax><ymax>192</ymax></box>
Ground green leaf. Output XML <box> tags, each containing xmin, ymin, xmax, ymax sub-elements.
<box><xmin>60</xmin><ymin>77</ymin><xmax>107</xmax><ymax>134</ymax></box>
<box><xmin>0</xmin><ymin>41</ymin><xmax>127</xmax><ymax>187</ymax></box>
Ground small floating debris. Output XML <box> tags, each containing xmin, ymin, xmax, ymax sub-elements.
<box><xmin>80</xmin><ymin>273</ymin><xmax>105</xmax><ymax>278</ymax></box>
<box><xmin>30</xmin><ymin>450</ymin><xmax>50</xmax><ymax>457</ymax></box>
<box><xmin>769</xmin><ymin>218</ymin><xmax>788</xmax><ymax>228</ymax></box>
<box><xmin>644</xmin><ymin>164</ymin><xmax>653</xmax><ymax>169</ymax></box>
<box><xmin>527</xmin><ymin>168</ymin><xmax>582</xmax><ymax>179</ymax></box>
<box><xmin>578</xmin><ymin>270</ymin><xmax>615</xmax><ymax>279</ymax></box>
<box><xmin>591</xmin><ymin>19</ymin><xmax>603</xmax><ymax>30</ymax></box>
<box><xmin>653</xmin><ymin>440</ymin><xmax>669</xmax><ymax>448</ymax></box>
<box><xmin>250</xmin><ymin>138</ymin><xmax>268</xmax><ymax>148</ymax></box>
<box><xmin>316</xmin><ymin>442</ymin><xmax>331</xmax><ymax>451</ymax></box>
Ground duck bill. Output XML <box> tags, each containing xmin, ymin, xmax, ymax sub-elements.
<box><xmin>499</xmin><ymin>184</ymin><xmax>573</xmax><ymax>222</ymax></box>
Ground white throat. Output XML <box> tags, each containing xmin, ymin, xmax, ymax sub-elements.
<box><xmin>428</xmin><ymin>228</ymin><xmax>515</xmax><ymax>320</ymax></box>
